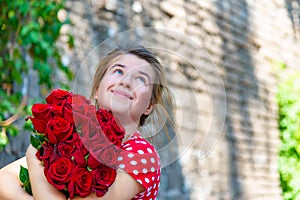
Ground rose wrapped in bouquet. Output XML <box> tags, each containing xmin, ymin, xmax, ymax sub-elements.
<box><xmin>22</xmin><ymin>89</ymin><xmax>125</xmax><ymax>199</ymax></box>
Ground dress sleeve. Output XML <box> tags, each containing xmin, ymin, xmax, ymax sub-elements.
<box><xmin>118</xmin><ymin>134</ymin><xmax>161</xmax><ymax>199</ymax></box>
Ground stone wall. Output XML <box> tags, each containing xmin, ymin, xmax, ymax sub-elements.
<box><xmin>62</xmin><ymin>0</ymin><xmax>300</xmax><ymax>199</ymax></box>
<box><xmin>2</xmin><ymin>0</ymin><xmax>300</xmax><ymax>199</ymax></box>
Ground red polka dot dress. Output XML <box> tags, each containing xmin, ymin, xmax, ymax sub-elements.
<box><xmin>118</xmin><ymin>132</ymin><xmax>161</xmax><ymax>200</ymax></box>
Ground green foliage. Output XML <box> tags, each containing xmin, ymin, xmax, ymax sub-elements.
<box><xmin>277</xmin><ymin>72</ymin><xmax>300</xmax><ymax>200</ymax></box>
<box><xmin>0</xmin><ymin>0</ymin><xmax>74</xmax><ymax>148</ymax></box>
<box><xmin>30</xmin><ymin>133</ymin><xmax>45</xmax><ymax>150</ymax></box>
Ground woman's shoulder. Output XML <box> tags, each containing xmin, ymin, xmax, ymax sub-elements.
<box><xmin>121</xmin><ymin>132</ymin><xmax>157</xmax><ymax>154</ymax></box>
<box><xmin>119</xmin><ymin>132</ymin><xmax>160</xmax><ymax>170</ymax></box>
<box><xmin>118</xmin><ymin>132</ymin><xmax>161</xmax><ymax>200</ymax></box>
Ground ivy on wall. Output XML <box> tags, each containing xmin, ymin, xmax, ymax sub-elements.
<box><xmin>0</xmin><ymin>0</ymin><xmax>74</xmax><ymax>149</ymax></box>
<box><xmin>277</xmin><ymin>72</ymin><xmax>300</xmax><ymax>200</ymax></box>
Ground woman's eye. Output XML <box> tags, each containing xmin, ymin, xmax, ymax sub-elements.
<box><xmin>114</xmin><ymin>69</ymin><xmax>123</xmax><ymax>75</ymax></box>
<box><xmin>136</xmin><ymin>76</ymin><xmax>146</xmax><ymax>84</ymax></box>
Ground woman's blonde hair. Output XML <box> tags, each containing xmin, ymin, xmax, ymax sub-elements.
<box><xmin>90</xmin><ymin>45</ymin><xmax>175</xmax><ymax>139</ymax></box>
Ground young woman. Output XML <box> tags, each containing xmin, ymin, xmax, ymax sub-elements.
<box><xmin>0</xmin><ymin>45</ymin><xmax>175</xmax><ymax>200</ymax></box>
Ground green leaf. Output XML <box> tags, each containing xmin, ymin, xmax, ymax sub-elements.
<box><xmin>8</xmin><ymin>10</ymin><xmax>15</xmax><ymax>19</ymax></box>
<box><xmin>0</xmin><ymin>132</ymin><xmax>8</xmax><ymax>147</ymax></box>
<box><xmin>19</xmin><ymin>165</ymin><xmax>32</xmax><ymax>195</ymax></box>
<box><xmin>19</xmin><ymin>165</ymin><xmax>29</xmax><ymax>183</ymax></box>
<box><xmin>30</xmin><ymin>134</ymin><xmax>41</xmax><ymax>149</ymax></box>
<box><xmin>29</xmin><ymin>31</ymin><xmax>40</xmax><ymax>43</ymax></box>
<box><xmin>6</xmin><ymin>126</ymin><xmax>18</xmax><ymax>137</ymax></box>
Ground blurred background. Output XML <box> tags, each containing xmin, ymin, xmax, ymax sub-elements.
<box><xmin>1</xmin><ymin>0</ymin><xmax>300</xmax><ymax>199</ymax></box>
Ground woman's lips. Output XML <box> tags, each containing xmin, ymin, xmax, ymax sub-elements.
<box><xmin>111</xmin><ymin>89</ymin><xmax>133</xmax><ymax>100</ymax></box>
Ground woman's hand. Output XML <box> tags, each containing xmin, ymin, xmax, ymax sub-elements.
<box><xmin>26</xmin><ymin>145</ymin><xmax>67</xmax><ymax>200</ymax></box>
<box><xmin>70</xmin><ymin>170</ymin><xmax>144</xmax><ymax>200</ymax></box>
<box><xmin>0</xmin><ymin>156</ymin><xmax>33</xmax><ymax>200</ymax></box>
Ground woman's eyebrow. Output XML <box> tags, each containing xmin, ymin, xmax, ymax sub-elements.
<box><xmin>110</xmin><ymin>64</ymin><xmax>126</xmax><ymax>69</ymax></box>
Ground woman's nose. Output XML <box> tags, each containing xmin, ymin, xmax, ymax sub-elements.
<box><xmin>119</xmin><ymin>73</ymin><xmax>131</xmax><ymax>88</ymax></box>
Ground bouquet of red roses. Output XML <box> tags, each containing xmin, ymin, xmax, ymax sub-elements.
<box><xmin>22</xmin><ymin>89</ymin><xmax>125</xmax><ymax>199</ymax></box>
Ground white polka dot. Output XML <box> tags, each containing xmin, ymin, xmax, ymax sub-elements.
<box><xmin>123</xmin><ymin>143</ymin><xmax>130</xmax><ymax>147</ymax></box>
<box><xmin>119</xmin><ymin>164</ymin><xmax>125</xmax><ymax>169</ymax></box>
<box><xmin>147</xmin><ymin>148</ymin><xmax>153</xmax><ymax>153</ymax></box>
<box><xmin>135</xmin><ymin>140</ymin><xmax>146</xmax><ymax>144</ymax></box>
<box><xmin>152</xmin><ymin>176</ymin><xmax>155</xmax><ymax>181</ymax></box>
<box><xmin>150</xmin><ymin>157</ymin><xmax>155</xmax><ymax>163</ymax></box>
<box><xmin>130</xmin><ymin>160</ymin><xmax>137</xmax><ymax>165</ymax></box>
<box><xmin>133</xmin><ymin>170</ymin><xmax>139</xmax><ymax>175</ymax></box>
<box><xmin>150</xmin><ymin>198</ymin><xmax>153</xmax><ymax>200</ymax></box>
<box><xmin>145</xmin><ymin>178</ymin><xmax>150</xmax><ymax>183</ymax></box>
<box><xmin>117</xmin><ymin>156</ymin><xmax>123</xmax><ymax>161</ymax></box>
<box><xmin>146</xmin><ymin>191</ymin><xmax>151</xmax><ymax>196</ymax></box>
<box><xmin>141</xmin><ymin>159</ymin><xmax>147</xmax><ymax>164</ymax></box>
<box><xmin>125</xmin><ymin>147</ymin><xmax>133</xmax><ymax>150</ymax></box>
<box><xmin>137</xmin><ymin>150</ymin><xmax>144</xmax><ymax>154</ymax></box>
<box><xmin>154</xmin><ymin>183</ymin><xmax>156</xmax><ymax>188</ymax></box>
<box><xmin>154</xmin><ymin>191</ymin><xmax>157</xmax><ymax>195</ymax></box>
<box><xmin>137</xmin><ymin>179</ymin><xmax>142</xmax><ymax>184</ymax></box>
<box><xmin>142</xmin><ymin>168</ymin><xmax>148</xmax><ymax>174</ymax></box>
<box><xmin>128</xmin><ymin>153</ymin><xmax>134</xmax><ymax>158</ymax></box>
<box><xmin>151</xmin><ymin>167</ymin><xmax>155</xmax><ymax>172</ymax></box>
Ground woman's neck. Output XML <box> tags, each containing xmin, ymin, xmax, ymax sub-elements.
<box><xmin>114</xmin><ymin>115</ymin><xmax>139</xmax><ymax>142</ymax></box>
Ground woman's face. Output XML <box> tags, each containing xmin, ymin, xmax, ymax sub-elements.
<box><xmin>95</xmin><ymin>54</ymin><xmax>156</xmax><ymax>125</ymax></box>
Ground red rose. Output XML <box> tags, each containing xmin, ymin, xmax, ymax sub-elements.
<box><xmin>36</xmin><ymin>141</ymin><xmax>55</xmax><ymax>162</ymax></box>
<box><xmin>96</xmin><ymin>109</ymin><xmax>111</xmax><ymax>123</ymax></box>
<box><xmin>45</xmin><ymin>116</ymin><xmax>74</xmax><ymax>144</ymax></box>
<box><xmin>61</xmin><ymin>96</ymin><xmax>73</xmax><ymax>123</ymax></box>
<box><xmin>45</xmin><ymin>157</ymin><xmax>73</xmax><ymax>190</ymax></box>
<box><xmin>110</xmin><ymin>121</ymin><xmax>125</xmax><ymax>137</ymax></box>
<box><xmin>78</xmin><ymin>108</ymin><xmax>108</xmax><ymax>147</ymax></box>
<box><xmin>29</xmin><ymin>117</ymin><xmax>47</xmax><ymax>133</ymax></box>
<box><xmin>73</xmin><ymin>104</ymin><xmax>96</xmax><ymax>137</ymax></box>
<box><xmin>72</xmin><ymin>147</ymin><xmax>88</xmax><ymax>167</ymax></box>
<box><xmin>93</xmin><ymin>146</ymin><xmax>119</xmax><ymax>169</ymax></box>
<box><xmin>31</xmin><ymin>103</ymin><xmax>52</xmax><ymax>121</ymax></box>
<box><xmin>68</xmin><ymin>167</ymin><xmax>93</xmax><ymax>199</ymax></box>
<box><xmin>57</xmin><ymin>142</ymin><xmax>75</xmax><ymax>159</ymax></box>
<box><xmin>92</xmin><ymin>164</ymin><xmax>116</xmax><ymax>197</ymax></box>
<box><xmin>87</xmin><ymin>153</ymin><xmax>103</xmax><ymax>169</ymax></box>
<box><xmin>101</xmin><ymin>125</ymin><xmax>122</xmax><ymax>146</ymax></box>
<box><xmin>68</xmin><ymin>94</ymin><xmax>91</xmax><ymax>125</ymax></box>
<box><xmin>72</xmin><ymin>94</ymin><xmax>91</xmax><ymax>108</ymax></box>
<box><xmin>46</xmin><ymin>89</ymin><xmax>72</xmax><ymax>106</ymax></box>
<box><xmin>51</xmin><ymin>105</ymin><xmax>63</xmax><ymax>116</ymax></box>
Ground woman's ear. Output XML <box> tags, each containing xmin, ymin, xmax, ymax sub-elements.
<box><xmin>94</xmin><ymin>87</ymin><xmax>99</xmax><ymax>99</ymax></box>
<box><xmin>143</xmin><ymin>103</ymin><xmax>154</xmax><ymax>115</ymax></box>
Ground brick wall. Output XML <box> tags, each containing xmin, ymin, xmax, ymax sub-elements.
<box><xmin>62</xmin><ymin>0</ymin><xmax>300</xmax><ymax>199</ymax></box>
<box><xmin>2</xmin><ymin>0</ymin><xmax>300</xmax><ymax>199</ymax></box>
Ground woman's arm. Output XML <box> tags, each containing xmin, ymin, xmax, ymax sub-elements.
<box><xmin>26</xmin><ymin>144</ymin><xmax>144</xmax><ymax>200</ymax></box>
<box><xmin>0</xmin><ymin>157</ymin><xmax>33</xmax><ymax>200</ymax></box>
<box><xmin>26</xmin><ymin>144</ymin><xmax>67</xmax><ymax>200</ymax></box>
<box><xmin>72</xmin><ymin>170</ymin><xmax>145</xmax><ymax>200</ymax></box>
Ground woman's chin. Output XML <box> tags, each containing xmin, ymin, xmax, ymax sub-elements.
<box><xmin>110</xmin><ymin>105</ymin><xmax>131</xmax><ymax>116</ymax></box>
